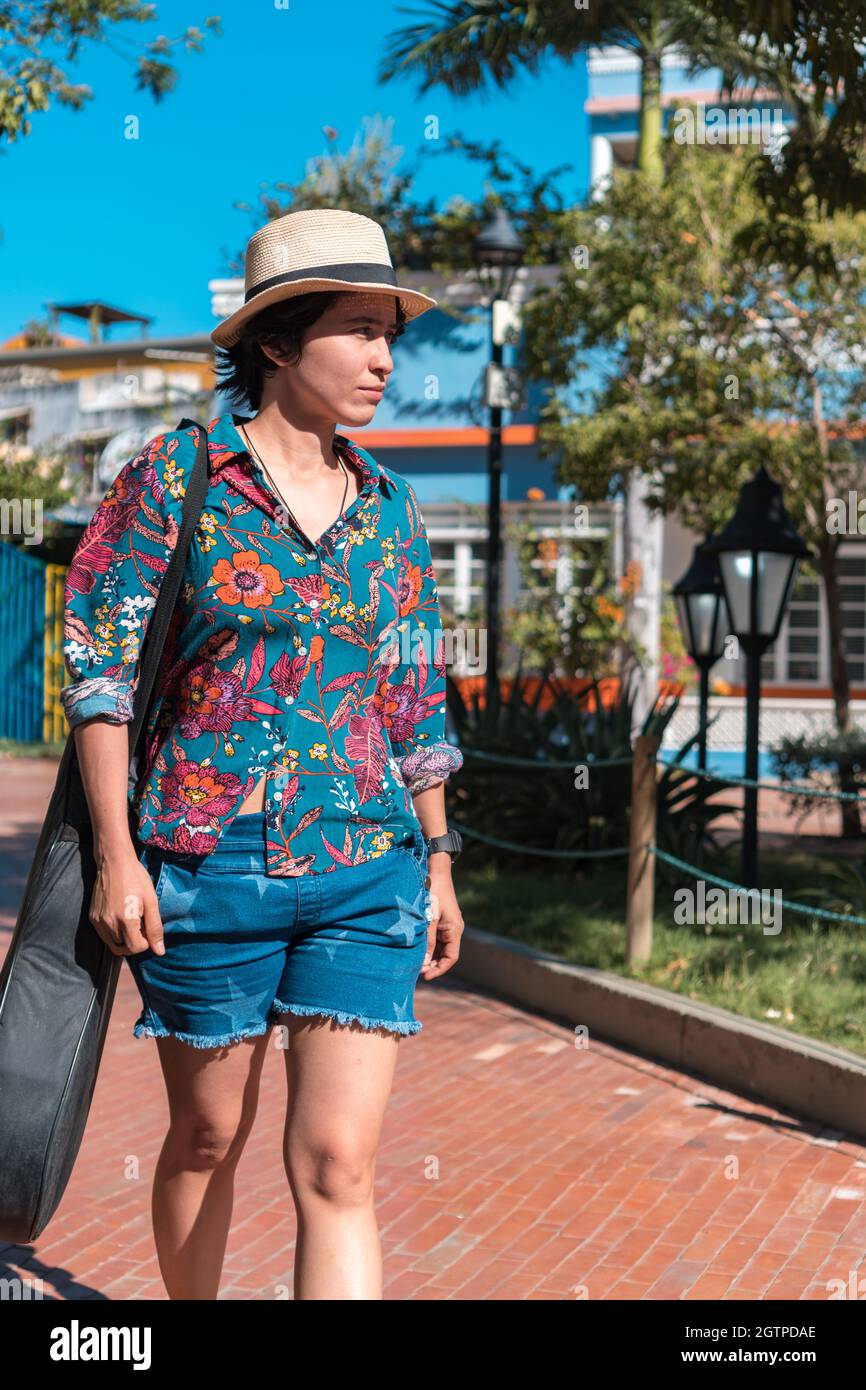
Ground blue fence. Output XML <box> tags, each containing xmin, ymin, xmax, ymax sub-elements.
<box><xmin>0</xmin><ymin>540</ymin><xmax>50</xmax><ymax>742</ymax></box>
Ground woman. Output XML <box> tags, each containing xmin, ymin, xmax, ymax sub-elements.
<box><xmin>60</xmin><ymin>209</ymin><xmax>465</xmax><ymax>1300</ymax></box>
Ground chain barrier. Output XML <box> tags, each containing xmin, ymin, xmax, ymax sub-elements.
<box><xmin>664</xmin><ymin>760</ymin><xmax>866</xmax><ymax>804</ymax></box>
<box><xmin>459</xmin><ymin>748</ymin><xmax>634</xmax><ymax>770</ymax></box>
<box><xmin>647</xmin><ymin>845</ymin><xmax>866</xmax><ymax>926</ymax></box>
<box><xmin>447</xmin><ymin>818</ymin><xmax>629</xmax><ymax>859</ymax></box>
<box><xmin>453</xmin><ymin>745</ymin><xmax>866</xmax><ymax>924</ymax></box>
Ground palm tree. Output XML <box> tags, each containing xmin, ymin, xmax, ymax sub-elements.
<box><xmin>378</xmin><ymin>0</ymin><xmax>739</xmax><ymax>183</ymax></box>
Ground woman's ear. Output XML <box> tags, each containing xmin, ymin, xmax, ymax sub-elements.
<box><xmin>259</xmin><ymin>343</ymin><xmax>293</xmax><ymax>369</ymax></box>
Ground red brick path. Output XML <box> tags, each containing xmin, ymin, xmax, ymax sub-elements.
<box><xmin>2</xmin><ymin>756</ymin><xmax>865</xmax><ymax>1300</ymax></box>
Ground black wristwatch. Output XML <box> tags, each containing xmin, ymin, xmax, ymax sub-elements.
<box><xmin>424</xmin><ymin>829</ymin><xmax>463</xmax><ymax>862</ymax></box>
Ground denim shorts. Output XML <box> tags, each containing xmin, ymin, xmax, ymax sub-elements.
<box><xmin>127</xmin><ymin>811</ymin><xmax>431</xmax><ymax>1048</ymax></box>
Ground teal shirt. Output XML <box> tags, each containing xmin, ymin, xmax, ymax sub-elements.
<box><xmin>61</xmin><ymin>412</ymin><xmax>463</xmax><ymax>875</ymax></box>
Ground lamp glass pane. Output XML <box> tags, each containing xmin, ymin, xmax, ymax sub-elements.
<box><xmin>719</xmin><ymin>551</ymin><xmax>753</xmax><ymax>633</ymax></box>
<box><xmin>674</xmin><ymin>594</ymin><xmax>692</xmax><ymax>651</ymax></box>
<box><xmin>719</xmin><ymin>550</ymin><xmax>797</xmax><ymax>638</ymax></box>
<box><xmin>758</xmin><ymin>553</ymin><xmax>796</xmax><ymax>637</ymax></box>
<box><xmin>689</xmin><ymin>593</ymin><xmax>721</xmax><ymax>658</ymax></box>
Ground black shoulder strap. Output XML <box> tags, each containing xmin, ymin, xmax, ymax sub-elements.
<box><xmin>126</xmin><ymin>420</ymin><xmax>211</xmax><ymax>762</ymax></box>
<box><xmin>62</xmin><ymin>420</ymin><xmax>213</xmax><ymax>830</ymax></box>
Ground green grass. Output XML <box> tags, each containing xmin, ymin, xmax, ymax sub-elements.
<box><xmin>0</xmin><ymin>738</ymin><xmax>67</xmax><ymax>758</ymax></box>
<box><xmin>456</xmin><ymin>846</ymin><xmax>866</xmax><ymax>1059</ymax></box>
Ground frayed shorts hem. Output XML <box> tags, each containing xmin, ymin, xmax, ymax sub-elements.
<box><xmin>271</xmin><ymin>999</ymin><xmax>423</xmax><ymax>1036</ymax></box>
<box><xmin>132</xmin><ymin>1018</ymin><xmax>273</xmax><ymax>1049</ymax></box>
<box><xmin>132</xmin><ymin>1003</ymin><xmax>422</xmax><ymax>1048</ymax></box>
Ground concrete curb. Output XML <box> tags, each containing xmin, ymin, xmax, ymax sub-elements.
<box><xmin>453</xmin><ymin>926</ymin><xmax>866</xmax><ymax>1143</ymax></box>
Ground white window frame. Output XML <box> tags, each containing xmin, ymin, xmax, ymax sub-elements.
<box><xmin>422</xmin><ymin>500</ymin><xmax>615</xmax><ymax>667</ymax></box>
<box><xmin>745</xmin><ymin>538</ymin><xmax>866</xmax><ymax>687</ymax></box>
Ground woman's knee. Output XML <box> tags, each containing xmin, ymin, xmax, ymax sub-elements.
<box><xmin>288</xmin><ymin>1136</ymin><xmax>377</xmax><ymax>1204</ymax></box>
<box><xmin>157</xmin><ymin>1031</ymin><xmax>269</xmax><ymax>1170</ymax></box>
<box><xmin>166</xmin><ymin>1113</ymin><xmax>255</xmax><ymax>1171</ymax></box>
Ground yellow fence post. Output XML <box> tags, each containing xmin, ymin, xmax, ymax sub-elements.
<box><xmin>43</xmin><ymin>564</ymin><xmax>68</xmax><ymax>744</ymax></box>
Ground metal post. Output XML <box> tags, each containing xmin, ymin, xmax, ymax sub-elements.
<box><xmin>698</xmin><ymin>663</ymin><xmax>710</xmax><ymax>773</ymax></box>
<box><xmin>743</xmin><ymin>642</ymin><xmax>761</xmax><ymax>888</ymax></box>
<box><xmin>485</xmin><ymin>317</ymin><xmax>503</xmax><ymax>721</ymax></box>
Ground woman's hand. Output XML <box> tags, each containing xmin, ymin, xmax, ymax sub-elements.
<box><xmin>420</xmin><ymin>854</ymin><xmax>463</xmax><ymax>981</ymax></box>
<box><xmin>89</xmin><ymin>849</ymin><xmax>166</xmax><ymax>957</ymax></box>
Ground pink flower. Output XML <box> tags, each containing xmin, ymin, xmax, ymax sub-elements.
<box><xmin>177</xmin><ymin>662</ymin><xmax>256</xmax><ymax>737</ymax></box>
<box><xmin>161</xmin><ymin>758</ymin><xmax>245</xmax><ymax>827</ymax></box>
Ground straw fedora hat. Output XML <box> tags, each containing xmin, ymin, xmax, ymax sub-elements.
<box><xmin>211</xmin><ymin>208</ymin><xmax>438</xmax><ymax>348</ymax></box>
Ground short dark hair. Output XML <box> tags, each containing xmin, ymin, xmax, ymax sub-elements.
<box><xmin>214</xmin><ymin>291</ymin><xmax>408</xmax><ymax>412</ymax></box>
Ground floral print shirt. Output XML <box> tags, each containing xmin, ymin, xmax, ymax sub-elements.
<box><xmin>61</xmin><ymin>412</ymin><xmax>463</xmax><ymax>876</ymax></box>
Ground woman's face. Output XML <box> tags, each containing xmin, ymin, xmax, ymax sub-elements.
<box><xmin>263</xmin><ymin>292</ymin><xmax>399</xmax><ymax>426</ymax></box>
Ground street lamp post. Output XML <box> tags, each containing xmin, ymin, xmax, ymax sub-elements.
<box><xmin>672</xmin><ymin>538</ymin><xmax>729</xmax><ymax>773</ymax></box>
<box><xmin>704</xmin><ymin>468</ymin><xmax>811</xmax><ymax>888</ymax></box>
<box><xmin>472</xmin><ymin>207</ymin><xmax>525</xmax><ymax>719</ymax></box>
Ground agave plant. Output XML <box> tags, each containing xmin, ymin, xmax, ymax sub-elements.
<box><xmin>445</xmin><ymin>649</ymin><xmax>741</xmax><ymax>877</ymax></box>
<box><xmin>652</xmin><ymin>724</ymin><xmax>742</xmax><ymax>887</ymax></box>
<box><xmin>781</xmin><ymin>857</ymin><xmax>866</xmax><ymax>924</ymax></box>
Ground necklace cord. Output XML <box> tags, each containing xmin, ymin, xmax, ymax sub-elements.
<box><xmin>240</xmin><ymin>423</ymin><xmax>350</xmax><ymax>543</ymax></box>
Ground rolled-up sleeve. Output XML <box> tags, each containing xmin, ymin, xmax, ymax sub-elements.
<box><xmin>60</xmin><ymin>439</ymin><xmax>175</xmax><ymax>730</ymax></box>
<box><xmin>384</xmin><ymin>487</ymin><xmax>463</xmax><ymax>795</ymax></box>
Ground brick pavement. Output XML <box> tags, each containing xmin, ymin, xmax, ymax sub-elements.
<box><xmin>2</xmin><ymin>754</ymin><xmax>865</xmax><ymax>1301</ymax></box>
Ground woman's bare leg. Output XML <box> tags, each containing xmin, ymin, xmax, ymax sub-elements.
<box><xmin>150</xmin><ymin>1030</ymin><xmax>272</xmax><ymax>1299</ymax></box>
<box><xmin>277</xmin><ymin>1015</ymin><xmax>401</xmax><ymax>1300</ymax></box>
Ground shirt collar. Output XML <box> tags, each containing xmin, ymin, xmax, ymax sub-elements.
<box><xmin>202</xmin><ymin>413</ymin><xmax>398</xmax><ymax>497</ymax></box>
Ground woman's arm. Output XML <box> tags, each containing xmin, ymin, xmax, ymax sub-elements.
<box><xmin>73</xmin><ymin>718</ymin><xmax>138</xmax><ymax>864</ymax></box>
<box><xmin>73</xmin><ymin>717</ymin><xmax>166</xmax><ymax>956</ymax></box>
<box><xmin>388</xmin><ymin>485</ymin><xmax>464</xmax><ymax>978</ymax></box>
<box><xmin>412</xmin><ymin>779</ymin><xmax>463</xmax><ymax>981</ymax></box>
<box><xmin>62</xmin><ymin>436</ymin><xmax>179</xmax><ymax>954</ymax></box>
<box><xmin>386</xmin><ymin>483</ymin><xmax>464</xmax><ymax>793</ymax></box>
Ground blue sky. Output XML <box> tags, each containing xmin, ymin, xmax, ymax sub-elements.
<box><xmin>0</xmin><ymin>0</ymin><xmax>588</xmax><ymax>344</ymax></box>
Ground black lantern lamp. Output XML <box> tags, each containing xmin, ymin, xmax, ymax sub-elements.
<box><xmin>704</xmin><ymin>467</ymin><xmax>811</xmax><ymax>886</ymax></box>
<box><xmin>472</xmin><ymin>205</ymin><xmax>525</xmax><ymax>303</ymax></box>
<box><xmin>471</xmin><ymin>205</ymin><xmax>525</xmax><ymax>717</ymax></box>
<box><xmin>673</xmin><ymin>538</ymin><xmax>729</xmax><ymax>773</ymax></box>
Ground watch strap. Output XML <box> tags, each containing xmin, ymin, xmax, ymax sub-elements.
<box><xmin>424</xmin><ymin>829</ymin><xmax>462</xmax><ymax>859</ymax></box>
